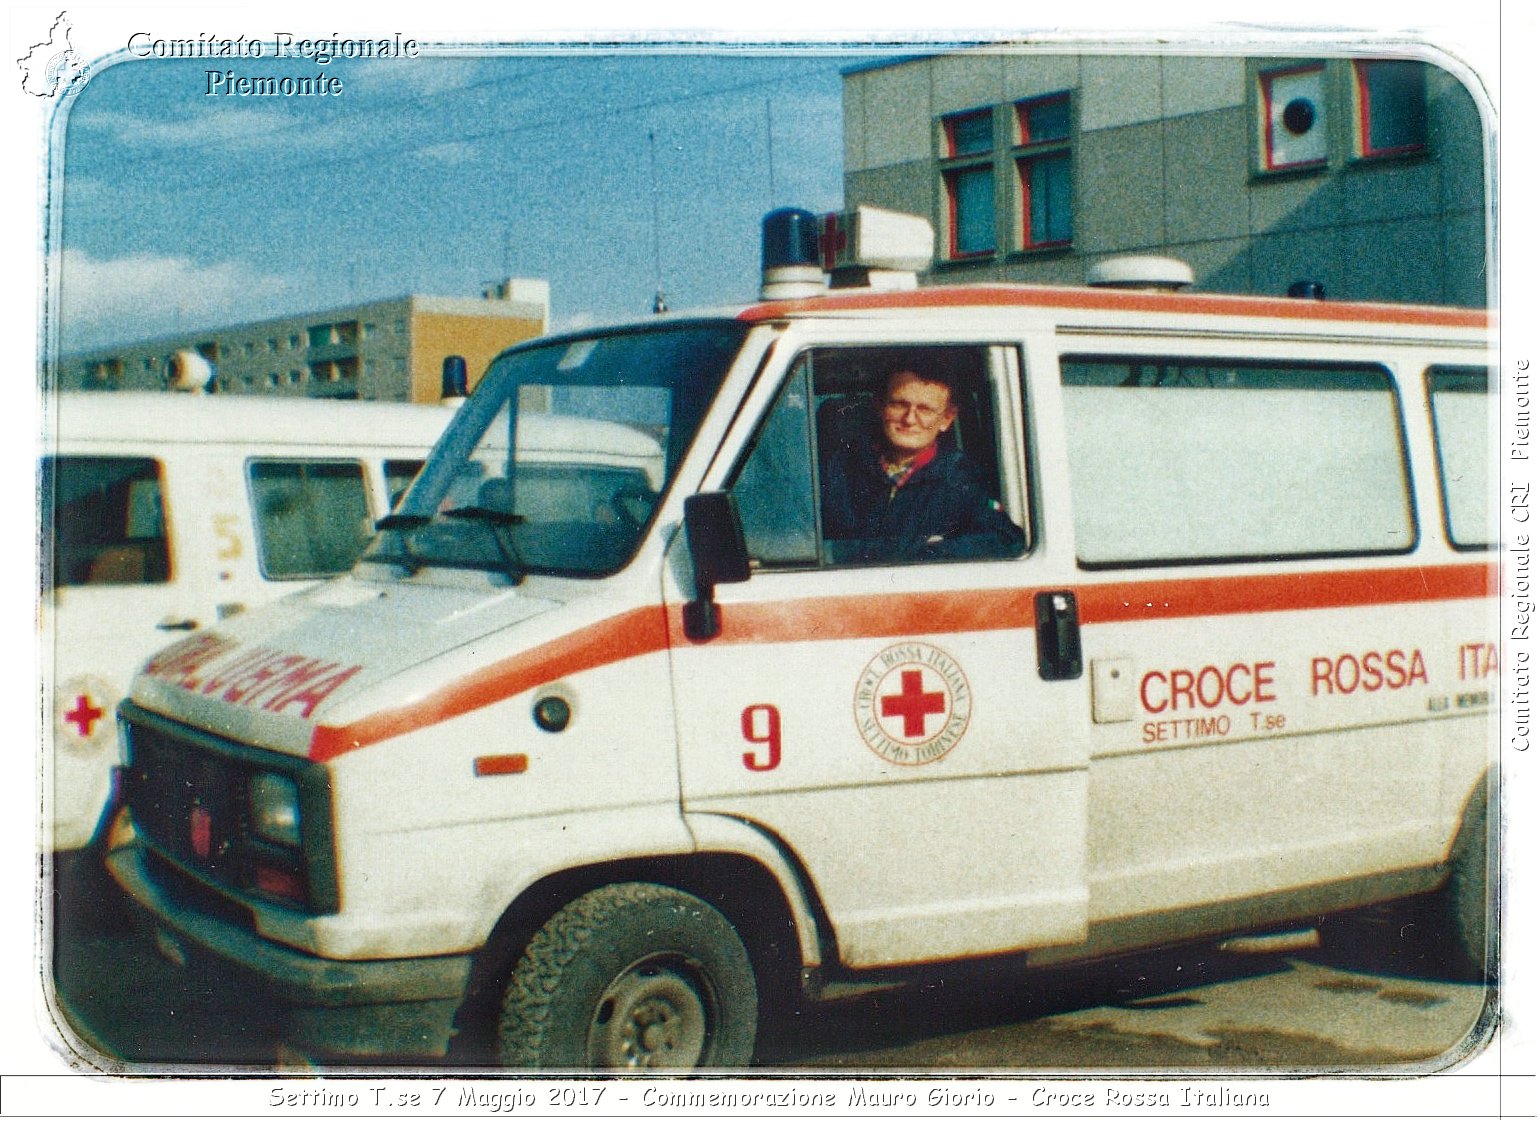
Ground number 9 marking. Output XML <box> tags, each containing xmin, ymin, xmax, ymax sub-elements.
<box><xmin>741</xmin><ymin>704</ymin><xmax>781</xmax><ymax>772</ymax></box>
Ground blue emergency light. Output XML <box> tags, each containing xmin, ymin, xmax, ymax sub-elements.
<box><xmin>761</xmin><ymin>208</ymin><xmax>821</xmax><ymax>272</ymax></box>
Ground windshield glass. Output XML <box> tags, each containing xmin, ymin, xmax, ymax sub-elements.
<box><xmin>366</xmin><ymin>321</ymin><xmax>748</xmax><ymax>578</ymax></box>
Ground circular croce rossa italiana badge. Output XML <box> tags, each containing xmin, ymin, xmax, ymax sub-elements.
<box><xmin>854</xmin><ymin>641</ymin><xmax>973</xmax><ymax>765</ymax></box>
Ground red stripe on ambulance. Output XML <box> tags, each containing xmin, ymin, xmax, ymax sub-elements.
<box><xmin>741</xmin><ymin>284</ymin><xmax>1492</xmax><ymax>330</ymax></box>
<box><xmin>305</xmin><ymin>561</ymin><xmax>1495</xmax><ymax>761</ymax></box>
<box><xmin>307</xmin><ymin>607</ymin><xmax>669</xmax><ymax>763</ymax></box>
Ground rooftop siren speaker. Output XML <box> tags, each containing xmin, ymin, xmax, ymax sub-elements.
<box><xmin>1085</xmin><ymin>256</ymin><xmax>1195</xmax><ymax>292</ymax></box>
<box><xmin>760</xmin><ymin>208</ymin><xmax>825</xmax><ymax>300</ymax></box>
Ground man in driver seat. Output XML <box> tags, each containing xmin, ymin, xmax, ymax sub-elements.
<box><xmin>820</xmin><ymin>367</ymin><xmax>1025</xmax><ymax>564</ymax></box>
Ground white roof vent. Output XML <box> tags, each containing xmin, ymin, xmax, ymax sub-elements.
<box><xmin>1086</xmin><ymin>255</ymin><xmax>1195</xmax><ymax>291</ymax></box>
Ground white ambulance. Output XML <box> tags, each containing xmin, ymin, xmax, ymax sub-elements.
<box><xmin>42</xmin><ymin>392</ymin><xmax>453</xmax><ymax>886</ymax></box>
<box><xmin>106</xmin><ymin>208</ymin><xmax>1496</xmax><ymax>1070</ymax></box>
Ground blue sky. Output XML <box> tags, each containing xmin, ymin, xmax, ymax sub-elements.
<box><xmin>57</xmin><ymin>48</ymin><xmax>872</xmax><ymax>351</ymax></box>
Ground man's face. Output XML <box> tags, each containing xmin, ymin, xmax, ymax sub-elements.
<box><xmin>880</xmin><ymin>371</ymin><xmax>956</xmax><ymax>461</ymax></box>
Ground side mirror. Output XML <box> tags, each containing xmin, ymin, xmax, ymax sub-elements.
<box><xmin>682</xmin><ymin>492</ymin><xmax>750</xmax><ymax>641</ymax></box>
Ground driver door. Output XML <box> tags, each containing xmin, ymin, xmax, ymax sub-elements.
<box><xmin>665</xmin><ymin>337</ymin><xmax>1091</xmax><ymax>969</ymax></box>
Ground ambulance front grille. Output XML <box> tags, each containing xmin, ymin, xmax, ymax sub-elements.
<box><xmin>119</xmin><ymin>701</ymin><xmax>335</xmax><ymax>914</ymax></box>
<box><xmin>125</xmin><ymin>719</ymin><xmax>245</xmax><ymax>875</ymax></box>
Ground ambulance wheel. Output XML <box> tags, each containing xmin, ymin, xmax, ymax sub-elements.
<box><xmin>1430</xmin><ymin>778</ymin><xmax>1494</xmax><ymax>983</ymax></box>
<box><xmin>497</xmin><ymin>882</ymin><xmax>758</xmax><ymax>1070</ymax></box>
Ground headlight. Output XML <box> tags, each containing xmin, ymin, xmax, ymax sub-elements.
<box><xmin>249</xmin><ymin>772</ymin><xmax>301</xmax><ymax>847</ymax></box>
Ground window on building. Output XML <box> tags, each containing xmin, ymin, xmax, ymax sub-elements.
<box><xmin>1260</xmin><ymin>64</ymin><xmax>1328</xmax><ymax>171</ymax></box>
<box><xmin>248</xmin><ymin>459</ymin><xmax>371</xmax><ymax>578</ymax></box>
<box><xmin>308</xmin><ymin>357</ymin><xmax>359</xmax><ymax>383</ymax></box>
<box><xmin>43</xmin><ymin>456</ymin><xmax>170</xmax><ymax>588</ymax></box>
<box><xmin>1014</xmin><ymin>93</ymin><xmax>1073</xmax><ymax>248</ymax></box>
<box><xmin>1354</xmin><ymin>59</ymin><xmax>1427</xmax><ymax>158</ymax></box>
<box><xmin>89</xmin><ymin>359</ymin><xmax>124</xmax><ymax>387</ymax></box>
<box><xmin>940</xmin><ymin>109</ymin><xmax>996</xmax><ymax>259</ymax></box>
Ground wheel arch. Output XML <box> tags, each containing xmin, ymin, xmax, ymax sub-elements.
<box><xmin>451</xmin><ymin>822</ymin><xmax>826</xmax><ymax>1058</ymax></box>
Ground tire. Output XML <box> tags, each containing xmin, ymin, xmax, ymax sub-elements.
<box><xmin>1433</xmin><ymin>777</ymin><xmax>1495</xmax><ymax>983</ymax></box>
<box><xmin>497</xmin><ymin>883</ymin><xmax>758</xmax><ymax>1070</ymax></box>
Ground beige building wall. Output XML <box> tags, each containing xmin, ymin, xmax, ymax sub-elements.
<box><xmin>409</xmin><ymin>305</ymin><xmax>544</xmax><ymax>400</ymax></box>
<box><xmin>842</xmin><ymin>50</ymin><xmax>1489</xmax><ymax>306</ymax></box>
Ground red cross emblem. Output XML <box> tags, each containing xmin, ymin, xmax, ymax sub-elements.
<box><xmin>880</xmin><ymin>669</ymin><xmax>947</xmax><ymax>738</ymax></box>
<box><xmin>820</xmin><ymin>212</ymin><xmax>848</xmax><ymax>271</ymax></box>
<box><xmin>856</xmin><ymin>642</ymin><xmax>972</xmax><ymax>766</ymax></box>
<box><xmin>64</xmin><ymin>694</ymin><xmax>105</xmax><ymax>738</ymax></box>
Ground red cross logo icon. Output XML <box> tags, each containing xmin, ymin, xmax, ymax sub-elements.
<box><xmin>64</xmin><ymin>694</ymin><xmax>105</xmax><ymax>738</ymax></box>
<box><xmin>820</xmin><ymin>212</ymin><xmax>847</xmax><ymax>271</ymax></box>
<box><xmin>879</xmin><ymin>669</ymin><xmax>947</xmax><ymax>738</ymax></box>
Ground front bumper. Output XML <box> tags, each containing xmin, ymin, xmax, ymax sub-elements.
<box><xmin>108</xmin><ymin>844</ymin><xmax>474</xmax><ymax>1060</ymax></box>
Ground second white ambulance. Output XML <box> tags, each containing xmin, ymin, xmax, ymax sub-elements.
<box><xmin>107</xmin><ymin>208</ymin><xmax>1496</xmax><ymax>1070</ymax></box>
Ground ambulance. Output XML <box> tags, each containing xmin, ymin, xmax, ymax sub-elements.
<box><xmin>107</xmin><ymin>207</ymin><xmax>1496</xmax><ymax>1070</ymax></box>
<box><xmin>42</xmin><ymin>391</ymin><xmax>453</xmax><ymax>893</ymax></box>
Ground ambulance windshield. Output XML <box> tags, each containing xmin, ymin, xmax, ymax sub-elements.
<box><xmin>367</xmin><ymin>321</ymin><xmax>748</xmax><ymax>578</ymax></box>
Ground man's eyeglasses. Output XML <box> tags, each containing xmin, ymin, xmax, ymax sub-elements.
<box><xmin>883</xmin><ymin>398</ymin><xmax>948</xmax><ymax>425</ymax></box>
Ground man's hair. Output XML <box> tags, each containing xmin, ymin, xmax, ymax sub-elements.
<box><xmin>885</xmin><ymin>366</ymin><xmax>958</xmax><ymax>399</ymax></box>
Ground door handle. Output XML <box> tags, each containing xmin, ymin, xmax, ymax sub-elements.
<box><xmin>156</xmin><ymin>617</ymin><xmax>199</xmax><ymax>632</ymax></box>
<box><xmin>1034</xmin><ymin>590</ymin><xmax>1082</xmax><ymax>681</ymax></box>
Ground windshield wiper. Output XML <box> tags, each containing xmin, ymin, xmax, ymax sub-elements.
<box><xmin>442</xmin><ymin>505</ymin><xmax>528</xmax><ymax>581</ymax></box>
<box><xmin>369</xmin><ymin>512</ymin><xmax>434</xmax><ymax>573</ymax></box>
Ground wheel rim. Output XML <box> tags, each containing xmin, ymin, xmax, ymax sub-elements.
<box><xmin>587</xmin><ymin>956</ymin><xmax>713</xmax><ymax>1069</ymax></box>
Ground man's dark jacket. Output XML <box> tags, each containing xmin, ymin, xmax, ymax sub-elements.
<box><xmin>820</xmin><ymin>438</ymin><xmax>1025</xmax><ymax>564</ymax></box>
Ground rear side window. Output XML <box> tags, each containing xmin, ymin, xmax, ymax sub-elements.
<box><xmin>1061</xmin><ymin>358</ymin><xmax>1413</xmax><ymax>567</ymax></box>
<box><xmin>248</xmin><ymin>460</ymin><xmax>371</xmax><ymax>579</ymax></box>
<box><xmin>43</xmin><ymin>455</ymin><xmax>170</xmax><ymax>588</ymax></box>
<box><xmin>1428</xmin><ymin>366</ymin><xmax>1495</xmax><ymax>549</ymax></box>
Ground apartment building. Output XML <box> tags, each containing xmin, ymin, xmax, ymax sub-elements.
<box><xmin>63</xmin><ymin>279</ymin><xmax>549</xmax><ymax>402</ymax></box>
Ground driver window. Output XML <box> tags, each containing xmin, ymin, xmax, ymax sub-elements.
<box><xmin>730</xmin><ymin>346</ymin><xmax>1026</xmax><ymax>570</ymax></box>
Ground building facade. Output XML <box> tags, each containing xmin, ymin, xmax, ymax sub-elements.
<box><xmin>62</xmin><ymin>280</ymin><xmax>550</xmax><ymax>402</ymax></box>
<box><xmin>842</xmin><ymin>51</ymin><xmax>1488</xmax><ymax>305</ymax></box>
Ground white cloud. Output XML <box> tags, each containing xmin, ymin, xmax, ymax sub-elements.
<box><xmin>58</xmin><ymin>248</ymin><xmax>298</xmax><ymax>352</ymax></box>
<box><xmin>343</xmin><ymin>55</ymin><xmax>491</xmax><ymax>99</ymax></box>
<box><xmin>410</xmin><ymin>141</ymin><xmax>480</xmax><ymax>164</ymax></box>
<box><xmin>73</xmin><ymin>105</ymin><xmax>359</xmax><ymax>155</ymax></box>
